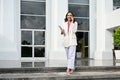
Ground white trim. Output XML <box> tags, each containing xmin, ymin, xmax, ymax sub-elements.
<box><xmin>77</xmin><ymin>30</ymin><xmax>89</xmax><ymax>32</ymax></box>
<box><xmin>17</xmin><ymin>0</ymin><xmax>21</xmax><ymax>60</ymax></box>
<box><xmin>68</xmin><ymin>3</ymin><xmax>89</xmax><ymax>5</ymax></box>
<box><xmin>74</xmin><ymin>17</ymin><xmax>89</xmax><ymax>19</ymax></box>
<box><xmin>20</xmin><ymin>57</ymin><xmax>46</xmax><ymax>61</ymax></box>
<box><xmin>21</xmin><ymin>14</ymin><xmax>46</xmax><ymax>17</ymax></box>
<box><xmin>45</xmin><ymin>0</ymin><xmax>51</xmax><ymax>60</ymax></box>
<box><xmin>32</xmin><ymin>30</ymin><xmax>34</xmax><ymax>58</ymax></box>
<box><xmin>89</xmin><ymin>0</ymin><xmax>96</xmax><ymax>59</ymax></box>
<box><xmin>21</xmin><ymin>29</ymin><xmax>46</xmax><ymax>31</ymax></box>
<box><xmin>21</xmin><ymin>0</ymin><xmax>45</xmax><ymax>2</ymax></box>
<box><xmin>21</xmin><ymin>45</ymin><xmax>45</xmax><ymax>47</ymax></box>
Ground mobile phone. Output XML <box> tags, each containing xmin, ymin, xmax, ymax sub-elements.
<box><xmin>58</xmin><ymin>25</ymin><xmax>62</xmax><ymax>30</ymax></box>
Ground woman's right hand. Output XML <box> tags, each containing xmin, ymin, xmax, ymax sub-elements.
<box><xmin>71</xmin><ymin>17</ymin><xmax>74</xmax><ymax>23</ymax></box>
<box><xmin>61</xmin><ymin>29</ymin><xmax>65</xmax><ymax>35</ymax></box>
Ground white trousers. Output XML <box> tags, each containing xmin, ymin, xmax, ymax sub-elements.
<box><xmin>65</xmin><ymin>45</ymin><xmax>76</xmax><ymax>69</ymax></box>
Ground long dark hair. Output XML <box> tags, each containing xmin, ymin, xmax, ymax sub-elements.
<box><xmin>64</xmin><ymin>11</ymin><xmax>75</xmax><ymax>23</ymax></box>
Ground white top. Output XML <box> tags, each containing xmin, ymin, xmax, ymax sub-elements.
<box><xmin>62</xmin><ymin>21</ymin><xmax>78</xmax><ymax>47</ymax></box>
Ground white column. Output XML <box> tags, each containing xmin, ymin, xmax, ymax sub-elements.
<box><xmin>104</xmin><ymin>0</ymin><xmax>113</xmax><ymax>60</ymax></box>
<box><xmin>49</xmin><ymin>0</ymin><xmax>60</xmax><ymax>60</ymax></box>
<box><xmin>94</xmin><ymin>0</ymin><xmax>113</xmax><ymax>60</ymax></box>
<box><xmin>89</xmin><ymin>0</ymin><xmax>96</xmax><ymax>59</ymax></box>
<box><xmin>0</xmin><ymin>0</ymin><xmax>3</xmax><ymax>35</ymax></box>
<box><xmin>95</xmin><ymin>0</ymin><xmax>106</xmax><ymax>60</ymax></box>
<box><xmin>50</xmin><ymin>0</ymin><xmax>58</xmax><ymax>51</ymax></box>
<box><xmin>49</xmin><ymin>0</ymin><xmax>68</xmax><ymax>60</ymax></box>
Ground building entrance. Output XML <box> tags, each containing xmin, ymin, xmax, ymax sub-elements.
<box><xmin>76</xmin><ymin>32</ymin><xmax>89</xmax><ymax>58</ymax></box>
<box><xmin>68</xmin><ymin>0</ymin><xmax>89</xmax><ymax>59</ymax></box>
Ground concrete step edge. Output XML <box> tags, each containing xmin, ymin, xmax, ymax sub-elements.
<box><xmin>0</xmin><ymin>72</ymin><xmax>120</xmax><ymax>79</ymax></box>
<box><xmin>0</xmin><ymin>66</ymin><xmax>120</xmax><ymax>73</ymax></box>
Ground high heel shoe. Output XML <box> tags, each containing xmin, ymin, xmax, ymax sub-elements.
<box><xmin>66</xmin><ymin>68</ymin><xmax>70</xmax><ymax>75</ymax></box>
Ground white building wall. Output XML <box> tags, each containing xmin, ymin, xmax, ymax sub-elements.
<box><xmin>0</xmin><ymin>0</ymin><xmax>120</xmax><ymax>61</ymax></box>
<box><xmin>0</xmin><ymin>0</ymin><xmax>19</xmax><ymax>60</ymax></box>
<box><xmin>105</xmin><ymin>9</ymin><xmax>120</xmax><ymax>57</ymax></box>
<box><xmin>0</xmin><ymin>0</ymin><xmax>3</xmax><ymax>35</ymax></box>
<box><xmin>106</xmin><ymin>9</ymin><xmax>120</xmax><ymax>28</ymax></box>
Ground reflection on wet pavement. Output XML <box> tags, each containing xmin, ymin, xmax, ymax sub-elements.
<box><xmin>0</xmin><ymin>59</ymin><xmax>119</xmax><ymax>68</ymax></box>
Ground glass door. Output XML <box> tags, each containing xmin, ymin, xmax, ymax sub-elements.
<box><xmin>68</xmin><ymin>0</ymin><xmax>89</xmax><ymax>59</ymax></box>
<box><xmin>20</xmin><ymin>0</ymin><xmax>46</xmax><ymax>60</ymax></box>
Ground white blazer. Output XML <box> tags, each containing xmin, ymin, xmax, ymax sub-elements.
<box><xmin>62</xmin><ymin>21</ymin><xmax>78</xmax><ymax>47</ymax></box>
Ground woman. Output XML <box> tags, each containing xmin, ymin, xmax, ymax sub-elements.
<box><xmin>61</xmin><ymin>11</ymin><xmax>78</xmax><ymax>75</ymax></box>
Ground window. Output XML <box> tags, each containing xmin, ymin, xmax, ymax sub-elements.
<box><xmin>21</xmin><ymin>0</ymin><xmax>46</xmax><ymax>58</ymax></box>
<box><xmin>113</xmin><ymin>0</ymin><xmax>120</xmax><ymax>10</ymax></box>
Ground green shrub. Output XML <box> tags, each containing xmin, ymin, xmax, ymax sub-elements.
<box><xmin>113</xmin><ymin>26</ymin><xmax>120</xmax><ymax>49</ymax></box>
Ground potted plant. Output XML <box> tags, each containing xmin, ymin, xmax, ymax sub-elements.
<box><xmin>113</xmin><ymin>26</ymin><xmax>120</xmax><ymax>60</ymax></box>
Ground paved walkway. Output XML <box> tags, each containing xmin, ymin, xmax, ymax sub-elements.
<box><xmin>0</xmin><ymin>59</ymin><xmax>118</xmax><ymax>68</ymax></box>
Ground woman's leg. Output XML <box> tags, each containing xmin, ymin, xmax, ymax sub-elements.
<box><xmin>65</xmin><ymin>47</ymin><xmax>70</xmax><ymax>75</ymax></box>
<box><xmin>65</xmin><ymin>47</ymin><xmax>69</xmax><ymax>59</ymax></box>
<box><xmin>67</xmin><ymin>45</ymin><xmax>76</xmax><ymax>70</ymax></box>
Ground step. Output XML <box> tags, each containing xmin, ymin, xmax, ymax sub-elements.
<box><xmin>0</xmin><ymin>66</ymin><xmax>120</xmax><ymax>73</ymax></box>
<box><xmin>0</xmin><ymin>66</ymin><xmax>120</xmax><ymax>80</ymax></box>
<box><xmin>0</xmin><ymin>71</ymin><xmax>120</xmax><ymax>80</ymax></box>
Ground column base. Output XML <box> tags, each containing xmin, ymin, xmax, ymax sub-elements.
<box><xmin>94</xmin><ymin>50</ymin><xmax>113</xmax><ymax>60</ymax></box>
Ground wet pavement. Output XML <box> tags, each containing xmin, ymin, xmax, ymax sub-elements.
<box><xmin>0</xmin><ymin>59</ymin><xmax>119</xmax><ymax>68</ymax></box>
<box><xmin>0</xmin><ymin>59</ymin><xmax>120</xmax><ymax>80</ymax></box>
